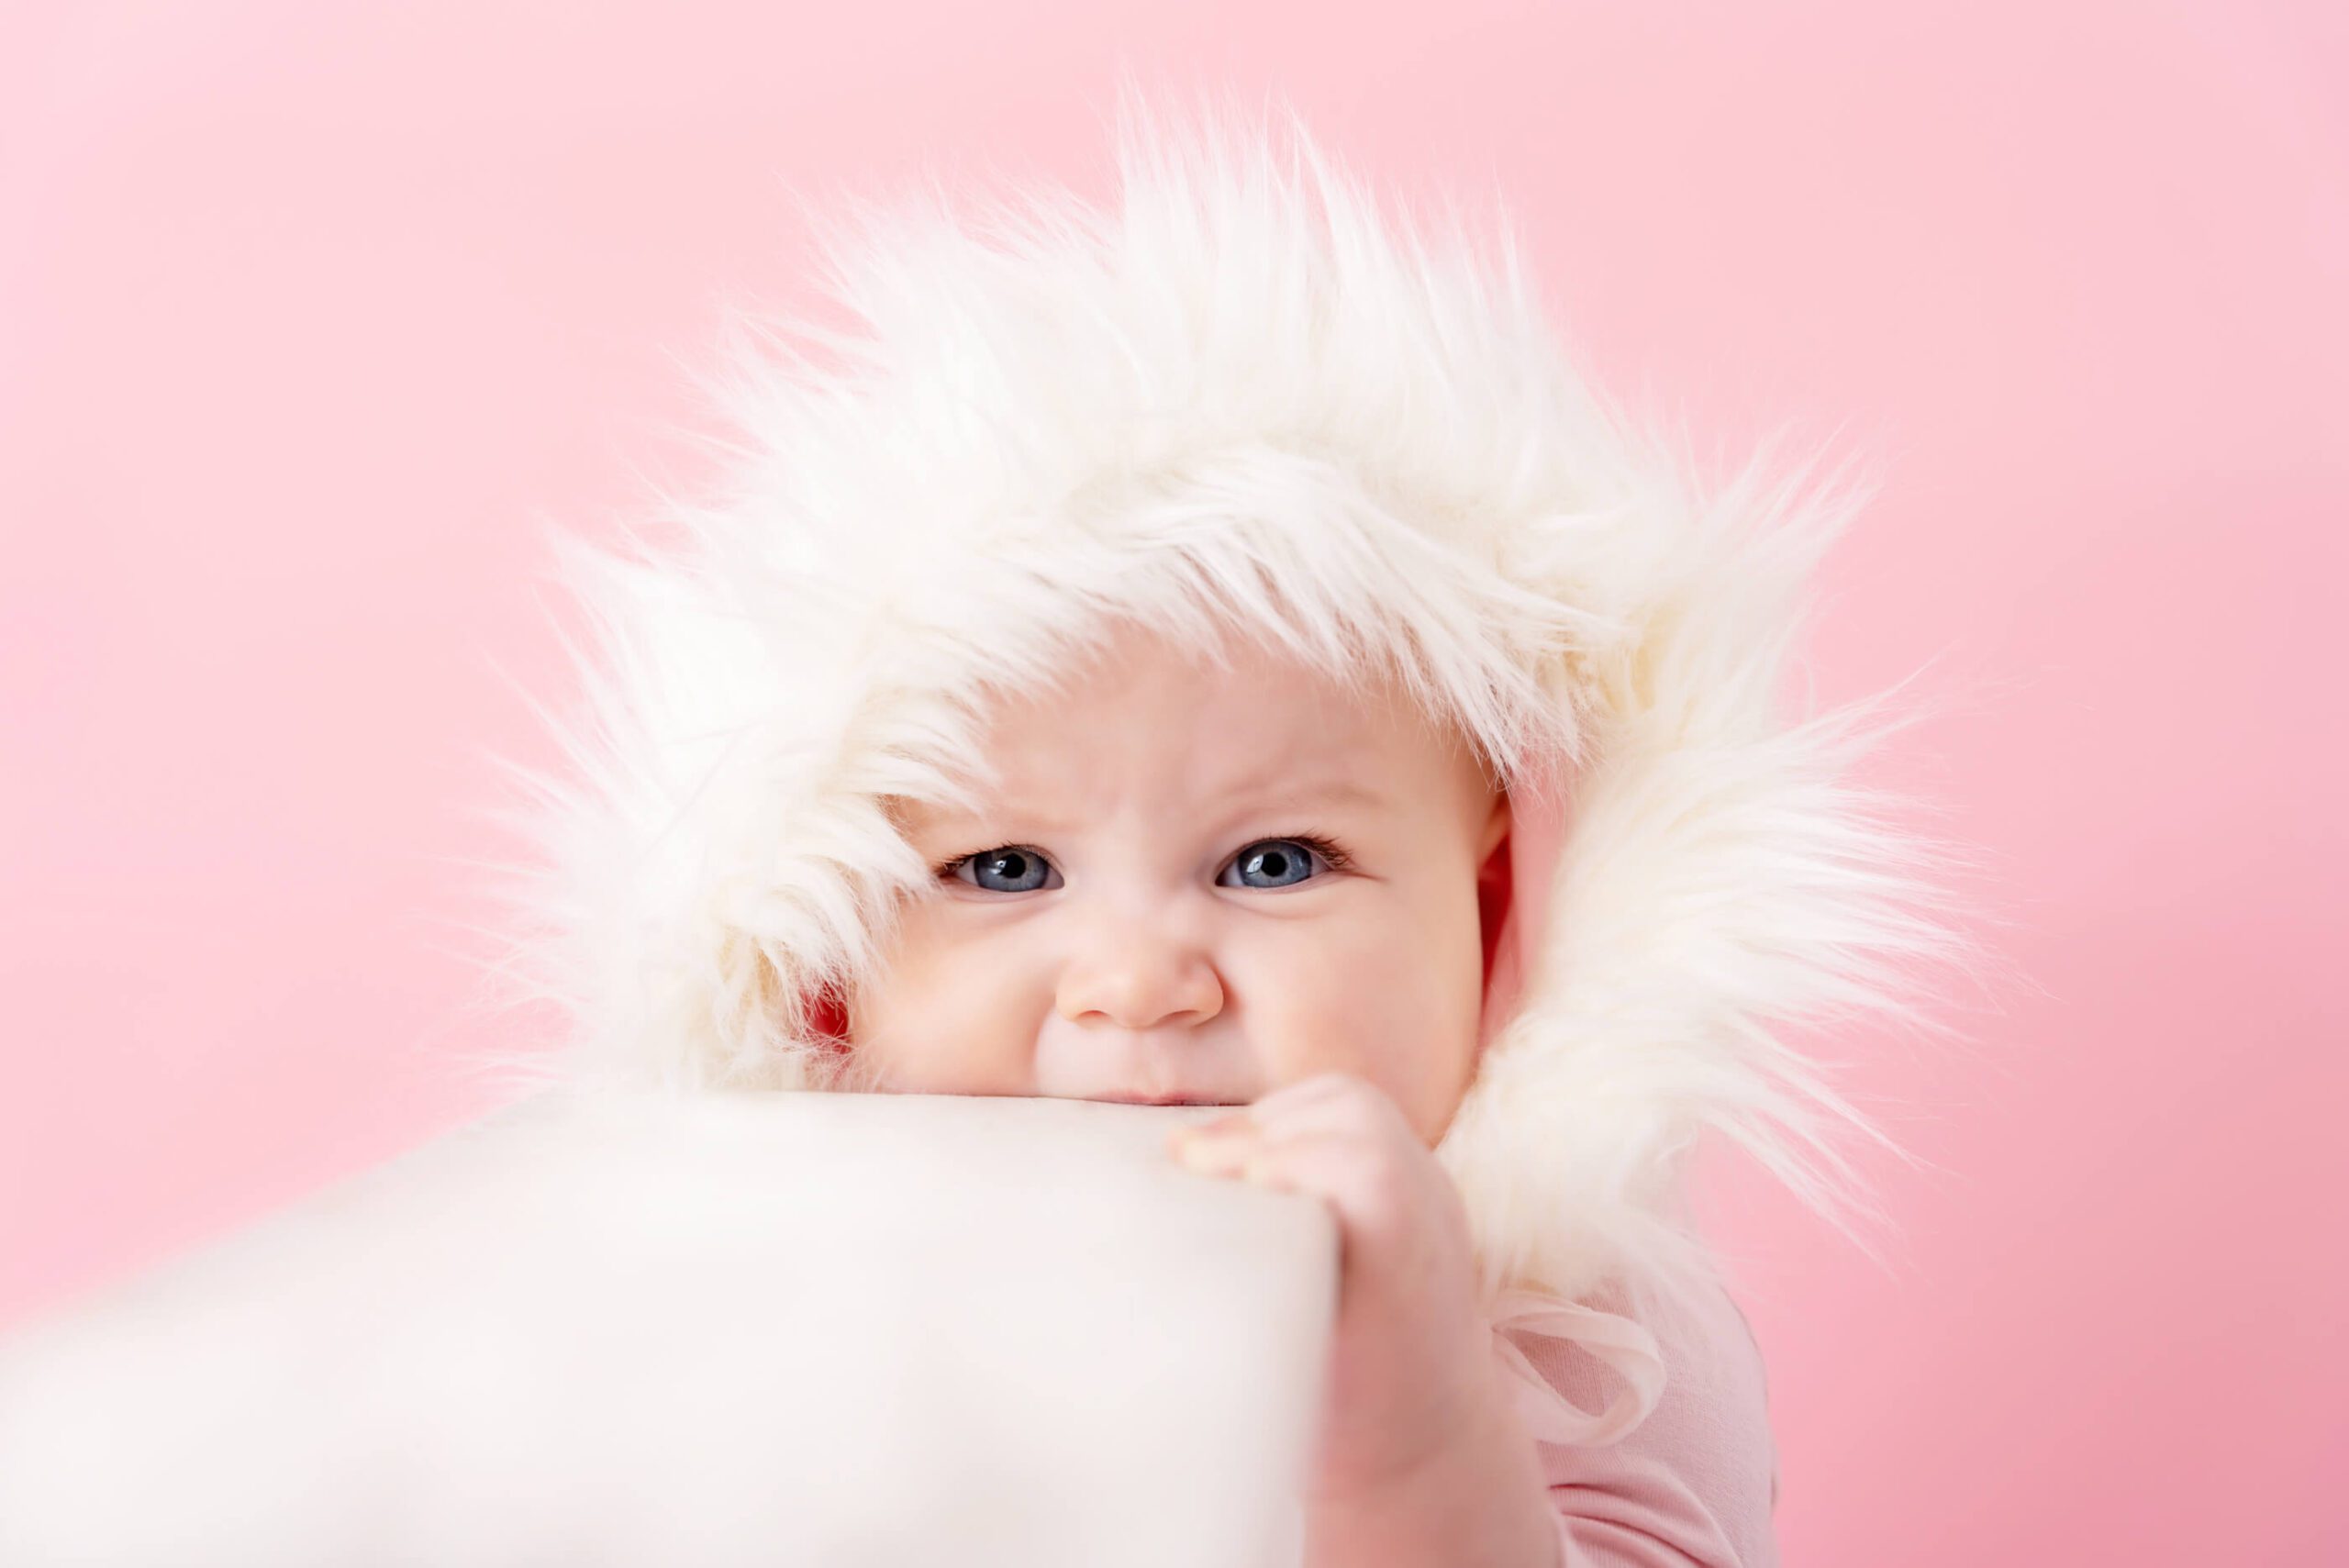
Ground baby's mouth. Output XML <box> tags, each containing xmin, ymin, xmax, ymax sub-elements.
<box><xmin>1088</xmin><ymin>1090</ymin><xmax>1247</xmax><ymax>1107</ymax></box>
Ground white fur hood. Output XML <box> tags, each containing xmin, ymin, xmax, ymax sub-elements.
<box><xmin>478</xmin><ymin>90</ymin><xmax>1948</xmax><ymax>1319</ymax></box>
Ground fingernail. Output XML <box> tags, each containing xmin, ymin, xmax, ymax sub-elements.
<box><xmin>1173</xmin><ymin>1137</ymin><xmax>1223</xmax><ymax>1171</ymax></box>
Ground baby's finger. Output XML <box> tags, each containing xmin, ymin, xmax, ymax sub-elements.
<box><xmin>1163</xmin><ymin>1106</ymin><xmax>1260</xmax><ymax>1157</ymax></box>
<box><xmin>1161</xmin><ymin>1075</ymin><xmax>1319</xmax><ymax>1143</ymax></box>
<box><xmin>1234</xmin><ymin>1073</ymin><xmax>1411</xmax><ymax>1147</ymax></box>
<box><xmin>1167</xmin><ymin>1116</ymin><xmax>1270</xmax><ymax>1173</ymax></box>
<box><xmin>1241</xmin><ymin>1071</ymin><xmax>1366</xmax><ymax>1121</ymax></box>
<box><xmin>1163</xmin><ymin>1073</ymin><xmax>1408</xmax><ymax>1167</ymax></box>
<box><xmin>1203</xmin><ymin>1129</ymin><xmax>1426</xmax><ymax>1241</ymax></box>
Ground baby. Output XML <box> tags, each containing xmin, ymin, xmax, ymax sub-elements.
<box><xmin>494</xmin><ymin>84</ymin><xmax>1947</xmax><ymax>1568</ymax></box>
<box><xmin>843</xmin><ymin>617</ymin><xmax>1537</xmax><ymax>1559</ymax></box>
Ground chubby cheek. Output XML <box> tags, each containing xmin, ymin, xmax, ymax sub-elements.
<box><xmin>845</xmin><ymin>933</ymin><xmax>1041</xmax><ymax>1096</ymax></box>
<box><xmin>1247</xmin><ymin>915</ymin><xmax>1484</xmax><ymax>1144</ymax></box>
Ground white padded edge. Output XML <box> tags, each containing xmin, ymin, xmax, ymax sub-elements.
<box><xmin>0</xmin><ymin>1092</ymin><xmax>1336</xmax><ymax>1567</ymax></box>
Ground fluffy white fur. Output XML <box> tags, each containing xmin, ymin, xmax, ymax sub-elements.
<box><xmin>468</xmin><ymin>83</ymin><xmax>1958</xmax><ymax>1329</ymax></box>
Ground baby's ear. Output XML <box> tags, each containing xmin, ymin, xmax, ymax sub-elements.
<box><xmin>1475</xmin><ymin>801</ymin><xmax>1513</xmax><ymax>995</ymax></box>
<box><xmin>801</xmin><ymin>982</ymin><xmax>852</xmax><ymax>1053</ymax></box>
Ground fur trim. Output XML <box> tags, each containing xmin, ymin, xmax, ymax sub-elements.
<box><xmin>464</xmin><ymin>83</ymin><xmax>1958</xmax><ymax>1316</ymax></box>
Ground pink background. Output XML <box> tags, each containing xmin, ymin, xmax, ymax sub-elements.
<box><xmin>5</xmin><ymin>4</ymin><xmax>2343</xmax><ymax>1561</ymax></box>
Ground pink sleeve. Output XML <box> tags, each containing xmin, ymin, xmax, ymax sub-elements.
<box><xmin>1493</xmin><ymin>1280</ymin><xmax>1782</xmax><ymax>1568</ymax></box>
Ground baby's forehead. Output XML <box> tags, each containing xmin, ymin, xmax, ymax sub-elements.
<box><xmin>908</xmin><ymin>648</ymin><xmax>1491</xmax><ymax>832</ymax></box>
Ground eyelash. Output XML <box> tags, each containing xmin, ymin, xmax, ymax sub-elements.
<box><xmin>930</xmin><ymin>831</ymin><xmax>1355</xmax><ymax>887</ymax></box>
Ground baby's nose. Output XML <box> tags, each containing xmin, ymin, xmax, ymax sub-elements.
<box><xmin>1052</xmin><ymin>915</ymin><xmax>1224</xmax><ymax>1030</ymax></box>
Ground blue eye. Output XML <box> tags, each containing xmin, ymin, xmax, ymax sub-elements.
<box><xmin>936</xmin><ymin>833</ymin><xmax>1353</xmax><ymax>895</ymax></box>
<box><xmin>946</xmin><ymin>847</ymin><xmax>1061</xmax><ymax>894</ymax></box>
<box><xmin>1218</xmin><ymin>836</ymin><xmax>1348</xmax><ymax>891</ymax></box>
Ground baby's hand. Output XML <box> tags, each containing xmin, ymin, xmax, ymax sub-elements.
<box><xmin>1165</xmin><ymin>1072</ymin><xmax>1500</xmax><ymax>1497</ymax></box>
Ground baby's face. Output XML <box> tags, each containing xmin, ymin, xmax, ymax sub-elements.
<box><xmin>844</xmin><ymin>620</ymin><xmax>1509</xmax><ymax>1146</ymax></box>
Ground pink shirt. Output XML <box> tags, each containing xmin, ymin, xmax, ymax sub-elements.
<box><xmin>1493</xmin><ymin>1278</ymin><xmax>1781</xmax><ymax>1567</ymax></box>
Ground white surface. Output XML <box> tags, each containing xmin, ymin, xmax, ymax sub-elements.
<box><xmin>0</xmin><ymin>1091</ymin><xmax>1336</xmax><ymax>1567</ymax></box>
